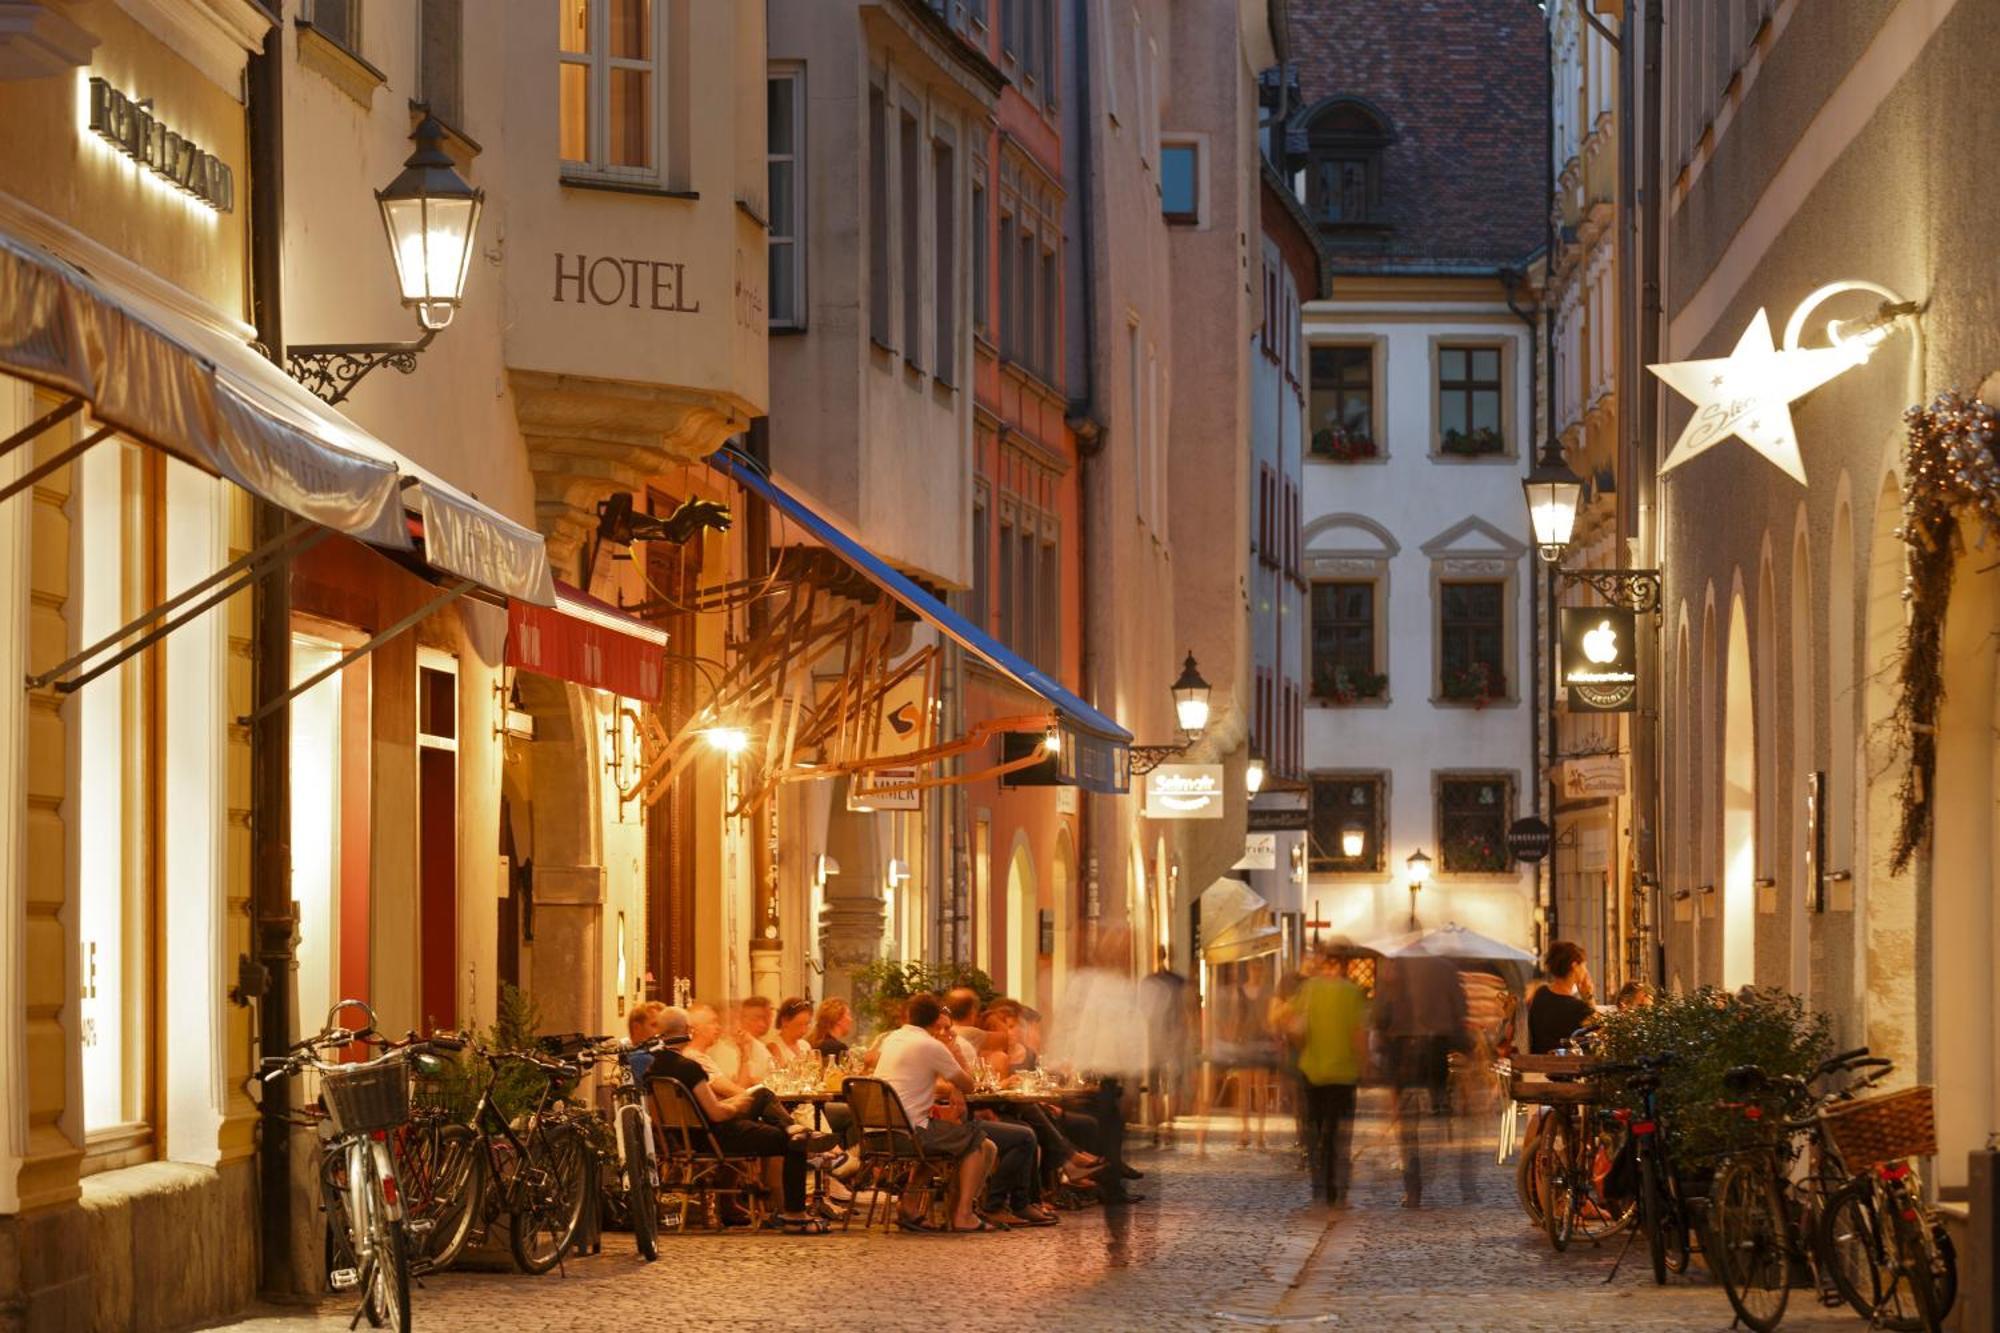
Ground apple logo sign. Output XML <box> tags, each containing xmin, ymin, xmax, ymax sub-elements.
<box><xmin>1582</xmin><ymin>620</ymin><xmax>1618</xmax><ymax>665</ymax></box>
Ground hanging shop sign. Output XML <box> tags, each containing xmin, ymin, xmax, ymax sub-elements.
<box><xmin>85</xmin><ymin>77</ymin><xmax>236</xmax><ymax>212</ymax></box>
<box><xmin>1506</xmin><ymin>816</ymin><xmax>1552</xmax><ymax>864</ymax></box>
<box><xmin>1560</xmin><ymin>755</ymin><xmax>1628</xmax><ymax>799</ymax></box>
<box><xmin>1247</xmin><ymin>804</ymin><xmax>1310</xmax><ymax>832</ymax></box>
<box><xmin>1650</xmin><ymin>282</ymin><xmax>1915</xmax><ymax>486</ymax></box>
<box><xmin>849</xmin><ymin>766</ymin><xmax>922</xmax><ymax>812</ymax></box>
<box><xmin>1560</xmin><ymin>607</ymin><xmax>1638</xmax><ymax>712</ymax></box>
<box><xmin>1143</xmin><ymin>763</ymin><xmax>1224</xmax><ymax>820</ymax></box>
<box><xmin>1232</xmin><ymin>832</ymin><xmax>1278</xmax><ymax>871</ymax></box>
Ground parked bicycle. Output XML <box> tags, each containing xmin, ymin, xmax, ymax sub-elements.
<box><xmin>1707</xmin><ymin>1046</ymin><xmax>1956</xmax><ymax>1331</ymax></box>
<box><xmin>1588</xmin><ymin>1053</ymin><xmax>1691</xmax><ymax>1285</ymax></box>
<box><xmin>584</xmin><ymin>1035</ymin><xmax>663</xmax><ymax>1261</ymax></box>
<box><xmin>259</xmin><ymin>1000</ymin><xmax>459</xmax><ymax>1333</ymax></box>
<box><xmin>448</xmin><ymin>1037</ymin><xmax>593</xmax><ymax>1274</ymax></box>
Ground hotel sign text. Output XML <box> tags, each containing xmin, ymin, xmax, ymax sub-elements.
<box><xmin>86</xmin><ymin>78</ymin><xmax>235</xmax><ymax>213</ymax></box>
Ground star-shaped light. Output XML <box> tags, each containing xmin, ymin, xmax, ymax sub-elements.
<box><xmin>1648</xmin><ymin>308</ymin><xmax>1864</xmax><ymax>485</ymax></box>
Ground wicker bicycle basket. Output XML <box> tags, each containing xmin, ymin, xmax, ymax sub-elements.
<box><xmin>321</xmin><ymin>1061</ymin><xmax>411</xmax><ymax>1137</ymax></box>
<box><xmin>1821</xmin><ymin>1085</ymin><xmax>1937</xmax><ymax>1171</ymax></box>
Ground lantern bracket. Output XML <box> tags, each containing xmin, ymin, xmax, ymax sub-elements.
<box><xmin>1556</xmin><ymin>566</ymin><xmax>1663</xmax><ymax>616</ymax></box>
<box><xmin>286</xmin><ymin>325</ymin><xmax>439</xmax><ymax>407</ymax></box>
<box><xmin>1127</xmin><ymin>742</ymin><xmax>1192</xmax><ymax>777</ymax></box>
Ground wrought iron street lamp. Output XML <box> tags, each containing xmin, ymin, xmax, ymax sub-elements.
<box><xmin>1522</xmin><ymin>451</ymin><xmax>1584</xmax><ymax>565</ymax></box>
<box><xmin>1406</xmin><ymin>847</ymin><xmax>1431</xmax><ymax>930</ymax></box>
<box><xmin>287</xmin><ymin>117</ymin><xmax>485</xmax><ymax>406</ymax></box>
<box><xmin>1129</xmin><ymin>651</ymin><xmax>1213</xmax><ymax>776</ymax></box>
<box><xmin>1244</xmin><ymin>753</ymin><xmax>1267</xmax><ymax>796</ymax></box>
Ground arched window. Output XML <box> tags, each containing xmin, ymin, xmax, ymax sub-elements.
<box><xmin>1302</xmin><ymin>98</ymin><xmax>1391</xmax><ymax>227</ymax></box>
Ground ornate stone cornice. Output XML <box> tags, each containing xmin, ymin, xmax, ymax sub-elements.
<box><xmin>509</xmin><ymin>368</ymin><xmax>757</xmax><ymax>575</ymax></box>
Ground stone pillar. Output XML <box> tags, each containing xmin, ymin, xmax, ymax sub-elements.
<box><xmin>819</xmin><ymin>780</ymin><xmax>885</xmax><ymax>1014</ymax></box>
<box><xmin>749</xmin><ymin>795</ymin><xmax>782</xmax><ymax>1001</ymax></box>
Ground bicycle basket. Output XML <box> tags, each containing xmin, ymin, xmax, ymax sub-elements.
<box><xmin>321</xmin><ymin>1061</ymin><xmax>411</xmax><ymax>1136</ymax></box>
<box><xmin>1821</xmin><ymin>1084</ymin><xmax>1936</xmax><ymax>1171</ymax></box>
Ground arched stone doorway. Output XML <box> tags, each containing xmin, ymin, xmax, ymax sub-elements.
<box><xmin>1051</xmin><ymin>828</ymin><xmax>1076</xmax><ymax>1009</ymax></box>
<box><xmin>1722</xmin><ymin>591</ymin><xmax>1756</xmax><ymax>990</ymax></box>
<box><xmin>1004</xmin><ymin>834</ymin><xmax>1037</xmax><ymax>1001</ymax></box>
<box><xmin>1930</xmin><ymin>529</ymin><xmax>2000</xmax><ymax>1190</ymax></box>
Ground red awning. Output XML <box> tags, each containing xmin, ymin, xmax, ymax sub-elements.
<box><xmin>507</xmin><ymin>581</ymin><xmax>667</xmax><ymax>701</ymax></box>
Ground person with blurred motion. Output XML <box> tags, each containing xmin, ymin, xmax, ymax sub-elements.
<box><xmin>1051</xmin><ymin>927</ymin><xmax>1145</xmax><ymax>1203</ymax></box>
<box><xmin>1373</xmin><ymin>952</ymin><xmax>1466</xmax><ymax>1207</ymax></box>
<box><xmin>1290</xmin><ymin>949</ymin><xmax>1369</xmax><ymax>1205</ymax></box>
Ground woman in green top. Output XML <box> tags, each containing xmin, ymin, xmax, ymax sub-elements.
<box><xmin>1290</xmin><ymin>951</ymin><xmax>1370</xmax><ymax>1203</ymax></box>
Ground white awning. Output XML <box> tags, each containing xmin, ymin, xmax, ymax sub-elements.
<box><xmin>0</xmin><ymin>228</ymin><xmax>554</xmax><ymax>606</ymax></box>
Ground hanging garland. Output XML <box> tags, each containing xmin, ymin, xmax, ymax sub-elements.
<box><xmin>1888</xmin><ymin>391</ymin><xmax>2000</xmax><ymax>873</ymax></box>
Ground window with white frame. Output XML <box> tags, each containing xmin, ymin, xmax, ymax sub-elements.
<box><xmin>768</xmin><ymin>66</ymin><xmax>805</xmax><ymax>330</ymax></box>
<box><xmin>559</xmin><ymin>0</ymin><xmax>660</xmax><ymax>181</ymax></box>
<box><xmin>1160</xmin><ymin>139</ymin><xmax>1198</xmax><ymax>223</ymax></box>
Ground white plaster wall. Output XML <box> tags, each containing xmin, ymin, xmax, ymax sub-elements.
<box><xmin>1300</xmin><ymin>301</ymin><xmax>1538</xmax><ymax>947</ymax></box>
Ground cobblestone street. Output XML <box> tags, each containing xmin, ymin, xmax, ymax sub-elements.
<box><xmin>207</xmin><ymin>1092</ymin><xmax>1863</xmax><ymax>1332</ymax></box>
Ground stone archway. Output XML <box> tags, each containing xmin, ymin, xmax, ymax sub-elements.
<box><xmin>1930</xmin><ymin>529</ymin><xmax>2000</xmax><ymax>1189</ymax></box>
<box><xmin>1004</xmin><ymin>834</ymin><xmax>1037</xmax><ymax>1001</ymax></box>
<box><xmin>1722</xmin><ymin>590</ymin><xmax>1756</xmax><ymax>990</ymax></box>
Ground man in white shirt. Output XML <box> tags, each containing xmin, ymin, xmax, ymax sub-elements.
<box><xmin>709</xmin><ymin>996</ymin><xmax>775</xmax><ymax>1085</ymax></box>
<box><xmin>873</xmin><ymin>993</ymin><xmax>997</xmax><ymax>1232</ymax></box>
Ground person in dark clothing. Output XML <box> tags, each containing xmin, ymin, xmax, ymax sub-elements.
<box><xmin>1527</xmin><ymin>940</ymin><xmax>1597</xmax><ymax>1054</ymax></box>
<box><xmin>646</xmin><ymin>1007</ymin><xmax>830</xmax><ymax>1234</ymax></box>
<box><xmin>1373</xmin><ymin>953</ymin><xmax>1468</xmax><ymax>1207</ymax></box>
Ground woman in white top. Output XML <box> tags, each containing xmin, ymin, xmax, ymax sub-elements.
<box><xmin>765</xmin><ymin>996</ymin><xmax>815</xmax><ymax>1067</ymax></box>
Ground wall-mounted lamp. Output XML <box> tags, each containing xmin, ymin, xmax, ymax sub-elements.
<box><xmin>885</xmin><ymin>858</ymin><xmax>910</xmax><ymax>889</ymax></box>
<box><xmin>1245</xmin><ymin>753</ymin><xmax>1267</xmax><ymax>796</ymax></box>
<box><xmin>1340</xmin><ymin>825</ymin><xmax>1366</xmax><ymax>860</ymax></box>
<box><xmin>815</xmin><ymin>853</ymin><xmax>841</xmax><ymax>884</ymax></box>
<box><xmin>1043</xmin><ymin>725</ymin><xmax>1062</xmax><ymax>756</ymax></box>
<box><xmin>704</xmin><ymin>725</ymin><xmax>750</xmax><ymax>757</ymax></box>
<box><xmin>1405</xmin><ymin>848</ymin><xmax>1431</xmax><ymax>930</ymax></box>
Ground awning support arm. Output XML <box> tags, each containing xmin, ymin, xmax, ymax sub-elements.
<box><xmin>0</xmin><ymin>424</ymin><xmax>115</xmax><ymax>507</ymax></box>
<box><xmin>30</xmin><ymin>518</ymin><xmax>332</xmax><ymax>693</ymax></box>
<box><xmin>239</xmin><ymin>578</ymin><xmax>474</xmax><ymax>725</ymax></box>
<box><xmin>0</xmin><ymin>397</ymin><xmax>83</xmax><ymax>462</ymax></box>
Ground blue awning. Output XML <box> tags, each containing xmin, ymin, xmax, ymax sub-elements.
<box><xmin>716</xmin><ymin>452</ymin><xmax>1131</xmax><ymax>792</ymax></box>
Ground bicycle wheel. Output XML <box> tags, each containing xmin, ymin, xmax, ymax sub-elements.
<box><xmin>1709</xmin><ymin>1156</ymin><xmax>1791</xmax><ymax>1333</ymax></box>
<box><xmin>1542</xmin><ymin>1113</ymin><xmax>1575</xmax><ymax>1252</ymax></box>
<box><xmin>410</xmin><ymin>1125</ymin><xmax>483</xmax><ymax>1273</ymax></box>
<box><xmin>1818</xmin><ymin>1178</ymin><xmax>1921</xmax><ymax>1329</ymax></box>
<box><xmin>1638</xmin><ymin>1149</ymin><xmax>1668</xmax><ymax>1284</ymax></box>
<box><xmin>509</xmin><ymin>1123</ymin><xmax>589</xmax><ymax>1275</ymax></box>
<box><xmin>1886</xmin><ymin>1185</ymin><xmax>1943</xmax><ymax>1332</ymax></box>
<box><xmin>356</xmin><ymin>1154</ymin><xmax>410</xmax><ymax>1333</ymax></box>
<box><xmin>619</xmin><ymin>1110</ymin><xmax>658</xmax><ymax>1262</ymax></box>
<box><xmin>1515</xmin><ymin>1114</ymin><xmax>1549</xmax><ymax>1227</ymax></box>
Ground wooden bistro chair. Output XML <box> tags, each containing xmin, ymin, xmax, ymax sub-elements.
<box><xmin>647</xmin><ymin>1077</ymin><xmax>767</xmax><ymax>1231</ymax></box>
<box><xmin>841</xmin><ymin>1077</ymin><xmax>956</xmax><ymax>1231</ymax></box>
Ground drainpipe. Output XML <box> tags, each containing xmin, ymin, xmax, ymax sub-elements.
<box><xmin>1540</xmin><ymin>6</ymin><xmax>1561</xmax><ymax>948</ymax></box>
<box><xmin>1067</xmin><ymin>0</ymin><xmax>1107</xmax><ymax>945</ymax></box>
<box><xmin>246</xmin><ymin>20</ymin><xmax>304</xmax><ymax>1301</ymax></box>
<box><xmin>1635</xmin><ymin>0</ymin><xmax>1666</xmax><ymax>984</ymax></box>
<box><xmin>742</xmin><ymin>417</ymin><xmax>780</xmax><ymax>1001</ymax></box>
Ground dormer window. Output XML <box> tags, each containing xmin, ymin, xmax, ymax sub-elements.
<box><xmin>1304</xmin><ymin>99</ymin><xmax>1390</xmax><ymax>228</ymax></box>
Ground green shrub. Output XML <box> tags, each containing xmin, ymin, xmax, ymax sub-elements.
<box><xmin>849</xmin><ymin>960</ymin><xmax>997</xmax><ymax>1036</ymax></box>
<box><xmin>1592</xmin><ymin>985</ymin><xmax>1830</xmax><ymax>1176</ymax></box>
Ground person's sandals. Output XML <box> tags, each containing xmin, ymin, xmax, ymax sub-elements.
<box><xmin>814</xmin><ymin>1198</ymin><xmax>851</xmax><ymax>1223</ymax></box>
<box><xmin>980</xmin><ymin>1208</ymin><xmax>1024</xmax><ymax>1229</ymax></box>
<box><xmin>766</xmin><ymin>1214</ymin><xmax>832</xmax><ymax>1235</ymax></box>
<box><xmin>895</xmin><ymin>1214</ymin><xmax>941</xmax><ymax>1234</ymax></box>
<box><xmin>951</xmin><ymin>1218</ymin><xmax>1001</xmax><ymax>1233</ymax></box>
<box><xmin>1058</xmin><ymin>1159</ymin><xmax>1105</xmax><ymax>1187</ymax></box>
<box><xmin>1016</xmin><ymin>1203</ymin><xmax>1060</xmax><ymax>1227</ymax></box>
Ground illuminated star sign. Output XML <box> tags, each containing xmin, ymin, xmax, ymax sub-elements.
<box><xmin>1648</xmin><ymin>308</ymin><xmax>1862</xmax><ymax>486</ymax></box>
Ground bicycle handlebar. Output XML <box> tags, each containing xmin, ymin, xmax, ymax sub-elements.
<box><xmin>1813</xmin><ymin>1046</ymin><xmax>1871</xmax><ymax>1077</ymax></box>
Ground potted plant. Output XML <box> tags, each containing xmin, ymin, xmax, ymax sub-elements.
<box><xmin>1441</xmin><ymin>661</ymin><xmax>1502</xmax><ymax>707</ymax></box>
<box><xmin>1440</xmin><ymin>426</ymin><xmax>1505</xmax><ymax>457</ymax></box>
<box><xmin>1442</xmin><ymin>829</ymin><xmax>1508</xmax><ymax>873</ymax></box>
<box><xmin>1317</xmin><ymin>664</ymin><xmax>1389</xmax><ymax>704</ymax></box>
<box><xmin>1312</xmin><ymin>424</ymin><xmax>1378</xmax><ymax>462</ymax></box>
<box><xmin>1592</xmin><ymin>987</ymin><xmax>1832</xmax><ymax>1184</ymax></box>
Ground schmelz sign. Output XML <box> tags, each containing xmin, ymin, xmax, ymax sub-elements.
<box><xmin>86</xmin><ymin>78</ymin><xmax>235</xmax><ymax>213</ymax></box>
<box><xmin>1559</xmin><ymin>607</ymin><xmax>1638</xmax><ymax>712</ymax></box>
<box><xmin>1143</xmin><ymin>763</ymin><xmax>1224</xmax><ymax>820</ymax></box>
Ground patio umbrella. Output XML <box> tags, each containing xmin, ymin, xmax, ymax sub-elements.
<box><xmin>1365</xmin><ymin>922</ymin><xmax>1538</xmax><ymax>989</ymax></box>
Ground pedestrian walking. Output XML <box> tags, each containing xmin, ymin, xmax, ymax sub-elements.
<box><xmin>1288</xmin><ymin>949</ymin><xmax>1369</xmax><ymax>1204</ymax></box>
<box><xmin>1373</xmin><ymin>953</ymin><xmax>1465</xmax><ymax>1207</ymax></box>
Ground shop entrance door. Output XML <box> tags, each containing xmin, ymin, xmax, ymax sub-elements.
<box><xmin>418</xmin><ymin>650</ymin><xmax>459</xmax><ymax>1033</ymax></box>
